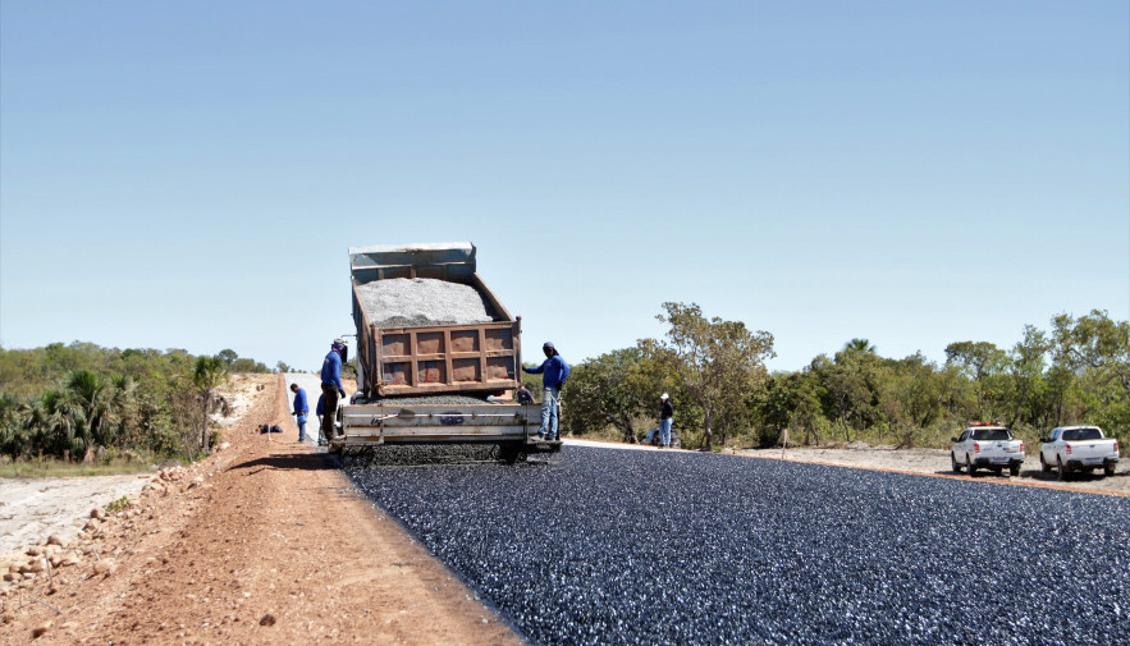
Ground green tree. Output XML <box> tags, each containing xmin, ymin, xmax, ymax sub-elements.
<box><xmin>944</xmin><ymin>341</ymin><xmax>1008</xmax><ymax>419</ymax></box>
<box><xmin>560</xmin><ymin>347</ymin><xmax>676</xmax><ymax>442</ymax></box>
<box><xmin>192</xmin><ymin>356</ymin><xmax>228</xmax><ymax>452</ymax></box>
<box><xmin>65</xmin><ymin>369</ymin><xmax>112</xmax><ymax>459</ymax></box>
<box><xmin>217</xmin><ymin>349</ymin><xmax>239</xmax><ymax>367</ymax></box>
<box><xmin>651</xmin><ymin>302</ymin><xmax>774</xmax><ymax>449</ymax></box>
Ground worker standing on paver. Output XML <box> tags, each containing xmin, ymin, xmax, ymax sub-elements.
<box><xmin>523</xmin><ymin>342</ymin><xmax>570</xmax><ymax>441</ymax></box>
<box><xmin>658</xmin><ymin>393</ymin><xmax>674</xmax><ymax>448</ymax></box>
<box><xmin>320</xmin><ymin>338</ymin><xmax>348</xmax><ymax>445</ymax></box>
<box><xmin>290</xmin><ymin>383</ymin><xmax>310</xmax><ymax>443</ymax></box>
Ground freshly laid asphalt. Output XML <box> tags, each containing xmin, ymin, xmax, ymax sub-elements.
<box><xmin>347</xmin><ymin>446</ymin><xmax>1130</xmax><ymax>645</ymax></box>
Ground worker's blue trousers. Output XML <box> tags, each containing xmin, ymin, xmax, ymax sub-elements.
<box><xmin>659</xmin><ymin>418</ymin><xmax>673</xmax><ymax>447</ymax></box>
<box><xmin>539</xmin><ymin>386</ymin><xmax>561</xmax><ymax>440</ymax></box>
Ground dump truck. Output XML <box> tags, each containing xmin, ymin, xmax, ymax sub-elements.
<box><xmin>332</xmin><ymin>242</ymin><xmax>560</xmax><ymax>461</ymax></box>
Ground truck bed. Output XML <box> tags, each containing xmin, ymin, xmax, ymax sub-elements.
<box><xmin>349</xmin><ymin>243</ymin><xmax>523</xmax><ymax>398</ymax></box>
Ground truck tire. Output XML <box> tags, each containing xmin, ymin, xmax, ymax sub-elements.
<box><xmin>951</xmin><ymin>453</ymin><xmax>962</xmax><ymax>473</ymax></box>
<box><xmin>1057</xmin><ymin>457</ymin><xmax>1070</xmax><ymax>481</ymax></box>
<box><xmin>1009</xmin><ymin>464</ymin><xmax>1020</xmax><ymax>477</ymax></box>
<box><xmin>967</xmin><ymin>455</ymin><xmax>977</xmax><ymax>477</ymax></box>
<box><xmin>1103</xmin><ymin>463</ymin><xmax>1115</xmax><ymax>477</ymax></box>
<box><xmin>1040</xmin><ymin>454</ymin><xmax>1051</xmax><ymax>472</ymax></box>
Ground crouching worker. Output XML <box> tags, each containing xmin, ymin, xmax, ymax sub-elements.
<box><xmin>320</xmin><ymin>338</ymin><xmax>348</xmax><ymax>444</ymax></box>
<box><xmin>522</xmin><ymin>341</ymin><xmax>570</xmax><ymax>441</ymax></box>
<box><xmin>290</xmin><ymin>383</ymin><xmax>310</xmax><ymax>442</ymax></box>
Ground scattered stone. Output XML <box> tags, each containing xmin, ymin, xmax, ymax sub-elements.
<box><xmin>259</xmin><ymin>614</ymin><xmax>277</xmax><ymax>627</ymax></box>
<box><xmin>93</xmin><ymin>559</ymin><xmax>116</xmax><ymax>577</ymax></box>
<box><xmin>90</xmin><ymin>508</ymin><xmax>106</xmax><ymax>520</ymax></box>
<box><xmin>47</xmin><ymin>535</ymin><xmax>64</xmax><ymax>547</ymax></box>
<box><xmin>31</xmin><ymin>621</ymin><xmax>52</xmax><ymax>639</ymax></box>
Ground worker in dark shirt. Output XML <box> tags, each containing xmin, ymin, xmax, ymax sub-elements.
<box><xmin>523</xmin><ymin>341</ymin><xmax>570</xmax><ymax>441</ymax></box>
<box><xmin>290</xmin><ymin>383</ymin><xmax>310</xmax><ymax>443</ymax></box>
<box><xmin>659</xmin><ymin>393</ymin><xmax>674</xmax><ymax>448</ymax></box>
<box><xmin>319</xmin><ymin>338</ymin><xmax>347</xmax><ymax>445</ymax></box>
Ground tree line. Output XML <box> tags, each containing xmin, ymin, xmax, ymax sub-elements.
<box><xmin>559</xmin><ymin>304</ymin><xmax>1130</xmax><ymax>451</ymax></box>
<box><xmin>0</xmin><ymin>342</ymin><xmax>270</xmax><ymax>462</ymax></box>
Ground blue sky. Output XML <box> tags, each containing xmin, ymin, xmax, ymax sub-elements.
<box><xmin>2</xmin><ymin>1</ymin><xmax>1127</xmax><ymax>372</ymax></box>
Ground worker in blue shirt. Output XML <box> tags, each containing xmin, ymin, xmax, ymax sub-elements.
<box><xmin>320</xmin><ymin>338</ymin><xmax>348</xmax><ymax>444</ymax></box>
<box><xmin>523</xmin><ymin>341</ymin><xmax>570</xmax><ymax>441</ymax></box>
<box><xmin>289</xmin><ymin>383</ymin><xmax>310</xmax><ymax>442</ymax></box>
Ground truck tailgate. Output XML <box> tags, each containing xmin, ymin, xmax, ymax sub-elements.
<box><xmin>1069</xmin><ymin>441</ymin><xmax>1117</xmax><ymax>463</ymax></box>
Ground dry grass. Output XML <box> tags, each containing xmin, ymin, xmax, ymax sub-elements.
<box><xmin>0</xmin><ymin>459</ymin><xmax>153</xmax><ymax>479</ymax></box>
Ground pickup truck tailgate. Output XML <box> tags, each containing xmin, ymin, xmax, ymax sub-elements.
<box><xmin>1068</xmin><ymin>441</ymin><xmax>1117</xmax><ymax>463</ymax></box>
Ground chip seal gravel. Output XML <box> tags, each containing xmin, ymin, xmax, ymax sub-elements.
<box><xmin>347</xmin><ymin>446</ymin><xmax>1130</xmax><ymax>645</ymax></box>
<box><xmin>356</xmin><ymin>278</ymin><xmax>495</xmax><ymax>327</ymax></box>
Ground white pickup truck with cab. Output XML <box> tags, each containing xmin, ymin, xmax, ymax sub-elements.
<box><xmin>1039</xmin><ymin>426</ymin><xmax>1120</xmax><ymax>479</ymax></box>
<box><xmin>950</xmin><ymin>424</ymin><xmax>1025</xmax><ymax>477</ymax></box>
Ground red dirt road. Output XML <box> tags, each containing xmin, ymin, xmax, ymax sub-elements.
<box><xmin>1</xmin><ymin>375</ymin><xmax>518</xmax><ymax>645</ymax></box>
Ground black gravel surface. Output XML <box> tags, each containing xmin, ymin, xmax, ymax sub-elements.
<box><xmin>347</xmin><ymin>447</ymin><xmax>1130</xmax><ymax>645</ymax></box>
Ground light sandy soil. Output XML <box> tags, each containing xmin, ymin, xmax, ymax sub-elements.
<box><xmin>0</xmin><ymin>375</ymin><xmax>518</xmax><ymax>645</ymax></box>
<box><xmin>740</xmin><ymin>446</ymin><xmax>1130</xmax><ymax>497</ymax></box>
<box><xmin>0</xmin><ymin>375</ymin><xmax>272</xmax><ymax>568</ymax></box>
<box><xmin>0</xmin><ymin>476</ymin><xmax>149</xmax><ymax>566</ymax></box>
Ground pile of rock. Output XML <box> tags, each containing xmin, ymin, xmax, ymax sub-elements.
<box><xmin>355</xmin><ymin>278</ymin><xmax>495</xmax><ymax>327</ymax></box>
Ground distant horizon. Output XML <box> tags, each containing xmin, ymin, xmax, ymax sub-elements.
<box><xmin>1</xmin><ymin>301</ymin><xmax>1121</xmax><ymax>375</ymax></box>
<box><xmin>2</xmin><ymin>3</ymin><xmax>1127</xmax><ymax>373</ymax></box>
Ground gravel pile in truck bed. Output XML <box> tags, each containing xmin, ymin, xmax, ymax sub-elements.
<box><xmin>367</xmin><ymin>394</ymin><xmax>491</xmax><ymax>406</ymax></box>
<box><xmin>348</xmin><ymin>446</ymin><xmax>1130</xmax><ymax>645</ymax></box>
<box><xmin>356</xmin><ymin>278</ymin><xmax>495</xmax><ymax>327</ymax></box>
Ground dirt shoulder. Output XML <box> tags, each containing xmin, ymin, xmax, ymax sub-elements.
<box><xmin>1</xmin><ymin>375</ymin><xmax>518</xmax><ymax>645</ymax></box>
<box><xmin>740</xmin><ymin>446</ymin><xmax>1130</xmax><ymax>497</ymax></box>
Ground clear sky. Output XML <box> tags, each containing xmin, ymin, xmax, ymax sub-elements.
<box><xmin>2</xmin><ymin>1</ymin><xmax>1128</xmax><ymax>373</ymax></box>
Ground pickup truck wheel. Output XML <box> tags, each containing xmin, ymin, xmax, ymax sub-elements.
<box><xmin>1040</xmin><ymin>454</ymin><xmax>1051</xmax><ymax>472</ymax></box>
<box><xmin>1103</xmin><ymin>463</ymin><xmax>1115</xmax><ymax>477</ymax></box>
<box><xmin>1009</xmin><ymin>464</ymin><xmax>1020</xmax><ymax>477</ymax></box>
<box><xmin>1057</xmin><ymin>457</ymin><xmax>1070</xmax><ymax>481</ymax></box>
<box><xmin>966</xmin><ymin>455</ymin><xmax>977</xmax><ymax>477</ymax></box>
<box><xmin>951</xmin><ymin>453</ymin><xmax>962</xmax><ymax>473</ymax></box>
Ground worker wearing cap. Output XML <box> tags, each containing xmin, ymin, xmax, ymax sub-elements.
<box><xmin>320</xmin><ymin>339</ymin><xmax>348</xmax><ymax>444</ymax></box>
<box><xmin>290</xmin><ymin>383</ymin><xmax>310</xmax><ymax>443</ymax></box>
<box><xmin>658</xmin><ymin>393</ymin><xmax>674</xmax><ymax>448</ymax></box>
<box><xmin>523</xmin><ymin>341</ymin><xmax>570</xmax><ymax>441</ymax></box>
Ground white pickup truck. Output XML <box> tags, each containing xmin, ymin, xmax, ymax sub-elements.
<box><xmin>950</xmin><ymin>424</ymin><xmax>1025</xmax><ymax>476</ymax></box>
<box><xmin>1039</xmin><ymin>426</ymin><xmax>1120</xmax><ymax>479</ymax></box>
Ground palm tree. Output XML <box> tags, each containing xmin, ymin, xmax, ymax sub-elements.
<box><xmin>193</xmin><ymin>356</ymin><xmax>228</xmax><ymax>452</ymax></box>
<box><xmin>37</xmin><ymin>388</ymin><xmax>83</xmax><ymax>459</ymax></box>
<box><xmin>843</xmin><ymin>338</ymin><xmax>877</xmax><ymax>355</ymax></box>
<box><xmin>109</xmin><ymin>375</ymin><xmax>140</xmax><ymax>448</ymax></box>
<box><xmin>66</xmin><ymin>369</ymin><xmax>111</xmax><ymax>458</ymax></box>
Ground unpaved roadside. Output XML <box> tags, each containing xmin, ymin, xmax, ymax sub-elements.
<box><xmin>1</xmin><ymin>375</ymin><xmax>518</xmax><ymax>645</ymax></box>
<box><xmin>0</xmin><ymin>475</ymin><xmax>149</xmax><ymax>566</ymax></box>
<box><xmin>740</xmin><ymin>446</ymin><xmax>1130</xmax><ymax>496</ymax></box>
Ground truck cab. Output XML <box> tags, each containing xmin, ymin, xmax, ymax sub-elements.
<box><xmin>950</xmin><ymin>423</ymin><xmax>1024</xmax><ymax>477</ymax></box>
